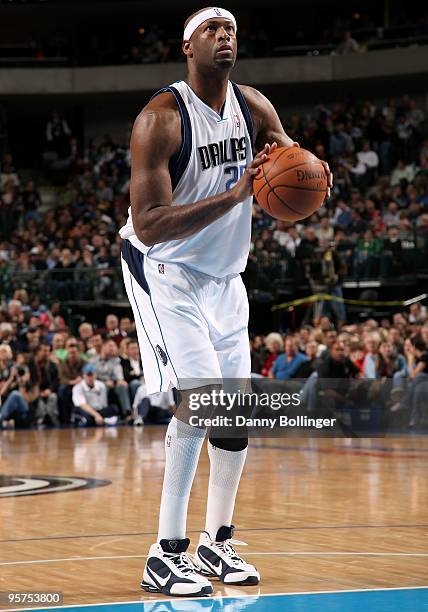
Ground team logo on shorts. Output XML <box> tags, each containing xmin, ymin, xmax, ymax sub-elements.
<box><xmin>158</xmin><ymin>263</ymin><xmax>165</xmax><ymax>274</ymax></box>
<box><xmin>156</xmin><ymin>344</ymin><xmax>168</xmax><ymax>366</ymax></box>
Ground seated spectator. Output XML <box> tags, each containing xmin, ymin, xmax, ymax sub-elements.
<box><xmin>389</xmin><ymin>327</ymin><xmax>404</xmax><ymax>355</ymax></box>
<box><xmin>317</xmin><ymin>341</ymin><xmax>360</xmax><ymax>379</ymax></box>
<box><xmin>271</xmin><ymin>337</ymin><xmax>308</xmax><ymax>380</ymax></box>
<box><xmin>45</xmin><ymin>110</ymin><xmax>71</xmax><ymax>159</ymax></box>
<box><xmin>362</xmin><ymin>334</ymin><xmax>381</xmax><ymax>378</ymax></box>
<box><xmin>17</xmin><ymin>324</ymin><xmax>42</xmax><ymax>354</ymax></box>
<box><xmin>0</xmin><ymin>364</ymin><xmax>36</xmax><ymax>429</ymax></box>
<box><xmin>354</xmin><ymin>229</ymin><xmax>382</xmax><ymax>278</ymax></box>
<box><xmin>298</xmin><ymin>226</ymin><xmax>319</xmax><ymax>256</ymax></box>
<box><xmin>357</xmin><ymin>140</ymin><xmax>379</xmax><ymax>184</ymax></box>
<box><xmin>0</xmin><ymin>152</ymin><xmax>20</xmax><ymax>189</ymax></box>
<box><xmin>260</xmin><ymin>333</ymin><xmax>283</xmax><ymax>377</ymax></box>
<box><xmin>119</xmin><ymin>316</ymin><xmax>137</xmax><ymax>340</ymax></box>
<box><xmin>315</xmin><ymin>216</ymin><xmax>334</xmax><ymax>243</ymax></box>
<box><xmin>92</xmin><ymin>339</ymin><xmax>131</xmax><ymax>418</ymax></box>
<box><xmin>301</xmin><ymin>340</ymin><xmax>360</xmax><ymax>414</ymax></box>
<box><xmin>86</xmin><ymin>333</ymin><xmax>103</xmax><ymax>360</ymax></box>
<box><xmin>21</xmin><ymin>179</ymin><xmax>42</xmax><ymax>223</ymax></box>
<box><xmin>319</xmin><ymin>328</ymin><xmax>338</xmax><ymax>359</ymax></box>
<box><xmin>377</xmin><ymin>341</ymin><xmax>406</xmax><ymax>378</ymax></box>
<box><xmin>52</xmin><ymin>332</ymin><xmax>68</xmax><ymax>362</ymax></box>
<box><xmin>332</xmin><ymin>200</ymin><xmax>352</xmax><ymax>231</ymax></box>
<box><xmin>419</xmin><ymin>324</ymin><xmax>428</xmax><ymax>349</ymax></box>
<box><xmin>71</xmin><ymin>363</ymin><xmax>119</xmax><ymax>427</ymax></box>
<box><xmin>349</xmin><ymin>341</ymin><xmax>365</xmax><ymax>373</ymax></box>
<box><xmin>276</xmin><ymin>224</ymin><xmax>301</xmax><ymax>256</ymax></box>
<box><xmin>120</xmin><ymin>339</ymin><xmax>144</xmax><ymax>401</ymax></box>
<box><xmin>250</xmin><ymin>334</ymin><xmax>267</xmax><ymax>374</ymax></box>
<box><xmin>0</xmin><ymin>343</ymin><xmax>14</xmax><ymax>387</ymax></box>
<box><xmin>335</xmin><ymin>30</ymin><xmax>359</xmax><ymax>55</ymax></box>
<box><xmin>32</xmin><ymin>342</ymin><xmax>60</xmax><ymax>427</ymax></box>
<box><xmin>78</xmin><ymin>322</ymin><xmax>94</xmax><ymax>350</ymax></box>
<box><xmin>58</xmin><ymin>337</ymin><xmax>86</xmax><ymax>424</ymax></box>
<box><xmin>316</xmin><ymin>340</ymin><xmax>360</xmax><ymax>411</ymax></box>
<box><xmin>394</xmin><ymin>337</ymin><xmax>428</xmax><ymax>425</ymax></box>
<box><xmin>341</xmin><ymin>153</ymin><xmax>367</xmax><ymax>190</ymax></box>
<box><xmin>293</xmin><ymin>340</ymin><xmax>318</xmax><ymax>378</ymax></box>
<box><xmin>132</xmin><ymin>384</ymin><xmax>173</xmax><ymax>426</ymax></box>
<box><xmin>97</xmin><ymin>314</ymin><xmax>122</xmax><ymax>345</ymax></box>
<box><xmin>390</xmin><ymin>160</ymin><xmax>415</xmax><ymax>187</ymax></box>
<box><xmin>382</xmin><ymin>202</ymin><xmax>401</xmax><ymax>227</ymax></box>
<box><xmin>408</xmin><ymin>303</ymin><xmax>427</xmax><ymax>325</ymax></box>
<box><xmin>330</xmin><ymin>124</ymin><xmax>354</xmax><ymax>157</ymax></box>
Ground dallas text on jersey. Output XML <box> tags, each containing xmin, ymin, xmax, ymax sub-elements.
<box><xmin>198</xmin><ymin>136</ymin><xmax>247</xmax><ymax>170</ymax></box>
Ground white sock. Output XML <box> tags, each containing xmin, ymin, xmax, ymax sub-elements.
<box><xmin>204</xmin><ymin>441</ymin><xmax>248</xmax><ymax>540</ymax></box>
<box><xmin>157</xmin><ymin>416</ymin><xmax>206</xmax><ymax>541</ymax></box>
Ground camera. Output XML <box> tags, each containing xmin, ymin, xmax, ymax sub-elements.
<box><xmin>17</xmin><ymin>366</ymin><xmax>27</xmax><ymax>377</ymax></box>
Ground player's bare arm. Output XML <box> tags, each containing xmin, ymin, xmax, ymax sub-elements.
<box><xmin>130</xmin><ymin>92</ymin><xmax>269</xmax><ymax>247</ymax></box>
<box><xmin>241</xmin><ymin>85</ymin><xmax>333</xmax><ymax>195</ymax></box>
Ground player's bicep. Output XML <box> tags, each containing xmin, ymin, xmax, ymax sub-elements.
<box><xmin>129</xmin><ymin>109</ymin><xmax>178</xmax><ymax>231</ymax></box>
<box><xmin>256</xmin><ymin>98</ymin><xmax>295</xmax><ymax>151</ymax></box>
<box><xmin>242</xmin><ymin>86</ymin><xmax>295</xmax><ymax>152</ymax></box>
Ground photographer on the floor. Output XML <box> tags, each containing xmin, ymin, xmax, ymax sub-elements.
<box><xmin>0</xmin><ymin>363</ymin><xmax>38</xmax><ymax>428</ymax></box>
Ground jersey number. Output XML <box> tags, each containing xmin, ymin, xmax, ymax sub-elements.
<box><xmin>224</xmin><ymin>164</ymin><xmax>246</xmax><ymax>191</ymax></box>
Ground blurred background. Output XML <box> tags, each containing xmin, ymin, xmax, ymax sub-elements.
<box><xmin>0</xmin><ymin>0</ymin><xmax>427</xmax><ymax>429</ymax></box>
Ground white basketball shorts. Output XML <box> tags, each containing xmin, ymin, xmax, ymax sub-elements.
<box><xmin>121</xmin><ymin>240</ymin><xmax>250</xmax><ymax>394</ymax></box>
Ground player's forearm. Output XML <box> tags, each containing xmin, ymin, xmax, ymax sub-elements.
<box><xmin>134</xmin><ymin>189</ymin><xmax>238</xmax><ymax>246</ymax></box>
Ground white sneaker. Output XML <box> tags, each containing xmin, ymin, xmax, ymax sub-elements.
<box><xmin>104</xmin><ymin>416</ymin><xmax>119</xmax><ymax>426</ymax></box>
<box><xmin>195</xmin><ymin>526</ymin><xmax>260</xmax><ymax>585</ymax></box>
<box><xmin>141</xmin><ymin>538</ymin><xmax>213</xmax><ymax>597</ymax></box>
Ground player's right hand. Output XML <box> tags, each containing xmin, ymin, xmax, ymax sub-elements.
<box><xmin>230</xmin><ymin>142</ymin><xmax>277</xmax><ymax>203</ymax></box>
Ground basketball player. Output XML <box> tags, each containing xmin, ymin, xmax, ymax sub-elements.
<box><xmin>120</xmin><ymin>7</ymin><xmax>332</xmax><ymax>597</ymax></box>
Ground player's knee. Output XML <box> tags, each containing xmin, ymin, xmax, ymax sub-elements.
<box><xmin>209</xmin><ymin>437</ymin><xmax>248</xmax><ymax>452</ymax></box>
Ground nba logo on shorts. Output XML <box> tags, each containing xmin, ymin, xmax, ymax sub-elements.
<box><xmin>213</xmin><ymin>8</ymin><xmax>221</xmax><ymax>16</ymax></box>
<box><xmin>156</xmin><ymin>344</ymin><xmax>168</xmax><ymax>366</ymax></box>
<box><xmin>158</xmin><ymin>263</ymin><xmax>165</xmax><ymax>274</ymax></box>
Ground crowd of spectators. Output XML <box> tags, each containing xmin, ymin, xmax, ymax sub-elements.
<box><xmin>251</xmin><ymin>305</ymin><xmax>428</xmax><ymax>428</ymax></box>
<box><xmin>247</xmin><ymin>93</ymin><xmax>428</xmax><ymax>313</ymax></box>
<box><xmin>3</xmin><ymin>10</ymin><xmax>428</xmax><ymax>67</ymax></box>
<box><xmin>0</xmin><ymin>92</ymin><xmax>427</xmax><ymax>429</ymax></box>
<box><xmin>0</xmin><ymin>306</ymin><xmax>173</xmax><ymax>429</ymax></box>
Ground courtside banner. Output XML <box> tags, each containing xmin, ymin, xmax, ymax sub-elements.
<box><xmin>173</xmin><ymin>378</ymin><xmax>424</xmax><ymax>438</ymax></box>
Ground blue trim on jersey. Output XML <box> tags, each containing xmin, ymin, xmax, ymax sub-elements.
<box><xmin>128</xmin><ymin>274</ymin><xmax>163</xmax><ymax>392</ymax></box>
<box><xmin>150</xmin><ymin>85</ymin><xmax>192</xmax><ymax>191</ymax></box>
<box><xmin>121</xmin><ymin>240</ymin><xmax>150</xmax><ymax>296</ymax></box>
<box><xmin>231</xmin><ymin>82</ymin><xmax>255</xmax><ymax>147</ymax></box>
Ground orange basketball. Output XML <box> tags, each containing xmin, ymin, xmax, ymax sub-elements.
<box><xmin>253</xmin><ymin>146</ymin><xmax>328</xmax><ymax>222</ymax></box>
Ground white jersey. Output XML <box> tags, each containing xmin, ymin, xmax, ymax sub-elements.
<box><xmin>119</xmin><ymin>80</ymin><xmax>254</xmax><ymax>278</ymax></box>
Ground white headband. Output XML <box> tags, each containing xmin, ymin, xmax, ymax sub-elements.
<box><xmin>183</xmin><ymin>7</ymin><xmax>237</xmax><ymax>41</ymax></box>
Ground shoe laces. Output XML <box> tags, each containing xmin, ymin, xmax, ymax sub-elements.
<box><xmin>165</xmin><ymin>551</ymin><xmax>197</xmax><ymax>576</ymax></box>
<box><xmin>216</xmin><ymin>538</ymin><xmax>248</xmax><ymax>566</ymax></box>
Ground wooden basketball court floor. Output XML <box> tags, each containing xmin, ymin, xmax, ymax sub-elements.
<box><xmin>1</xmin><ymin>427</ymin><xmax>428</xmax><ymax>611</ymax></box>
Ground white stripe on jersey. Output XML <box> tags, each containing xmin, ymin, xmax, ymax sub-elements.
<box><xmin>119</xmin><ymin>80</ymin><xmax>253</xmax><ymax>278</ymax></box>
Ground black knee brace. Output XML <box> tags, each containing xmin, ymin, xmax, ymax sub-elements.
<box><xmin>209</xmin><ymin>437</ymin><xmax>248</xmax><ymax>452</ymax></box>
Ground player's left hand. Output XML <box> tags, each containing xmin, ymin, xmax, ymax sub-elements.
<box><xmin>321</xmin><ymin>160</ymin><xmax>333</xmax><ymax>198</ymax></box>
<box><xmin>292</xmin><ymin>142</ymin><xmax>333</xmax><ymax>198</ymax></box>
